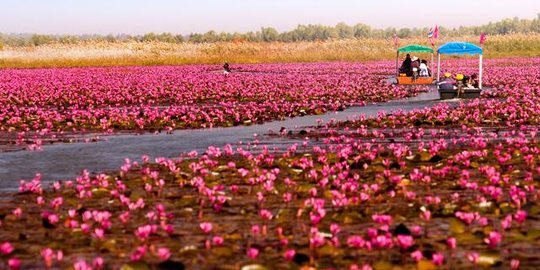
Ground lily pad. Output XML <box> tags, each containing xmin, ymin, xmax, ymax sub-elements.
<box><xmin>212</xmin><ymin>246</ymin><xmax>233</xmax><ymax>257</ymax></box>
<box><xmin>477</xmin><ymin>252</ymin><xmax>502</xmax><ymax>267</ymax></box>
<box><xmin>120</xmin><ymin>262</ymin><xmax>151</xmax><ymax>270</ymax></box>
<box><xmin>416</xmin><ymin>260</ymin><xmax>436</xmax><ymax>270</ymax></box>
<box><xmin>241</xmin><ymin>264</ymin><xmax>268</xmax><ymax>270</ymax></box>
<box><xmin>156</xmin><ymin>260</ymin><xmax>186</xmax><ymax>270</ymax></box>
<box><xmin>449</xmin><ymin>218</ymin><xmax>466</xmax><ymax>234</ymax></box>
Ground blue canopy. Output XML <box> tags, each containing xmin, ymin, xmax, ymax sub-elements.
<box><xmin>437</xmin><ymin>42</ymin><xmax>483</xmax><ymax>55</ymax></box>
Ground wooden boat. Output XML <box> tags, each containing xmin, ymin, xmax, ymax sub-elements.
<box><xmin>438</xmin><ymin>88</ymin><xmax>482</xmax><ymax>100</ymax></box>
<box><xmin>396</xmin><ymin>76</ymin><xmax>434</xmax><ymax>85</ymax></box>
<box><xmin>395</xmin><ymin>44</ymin><xmax>435</xmax><ymax>85</ymax></box>
<box><xmin>436</xmin><ymin>42</ymin><xmax>484</xmax><ymax>100</ymax></box>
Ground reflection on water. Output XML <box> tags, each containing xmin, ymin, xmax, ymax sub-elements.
<box><xmin>0</xmin><ymin>90</ymin><xmax>445</xmax><ymax>190</ymax></box>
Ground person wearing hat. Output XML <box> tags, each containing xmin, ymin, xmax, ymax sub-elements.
<box><xmin>438</xmin><ymin>72</ymin><xmax>456</xmax><ymax>90</ymax></box>
<box><xmin>410</xmin><ymin>56</ymin><xmax>420</xmax><ymax>78</ymax></box>
<box><xmin>454</xmin><ymin>73</ymin><xmax>466</xmax><ymax>97</ymax></box>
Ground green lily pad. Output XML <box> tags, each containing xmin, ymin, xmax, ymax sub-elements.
<box><xmin>318</xmin><ymin>245</ymin><xmax>343</xmax><ymax>257</ymax></box>
<box><xmin>512</xmin><ymin>229</ymin><xmax>540</xmax><ymax>241</ymax></box>
<box><xmin>372</xmin><ymin>260</ymin><xmax>394</xmax><ymax>270</ymax></box>
<box><xmin>455</xmin><ymin>232</ymin><xmax>483</xmax><ymax>245</ymax></box>
<box><xmin>417</xmin><ymin>260</ymin><xmax>437</xmax><ymax>270</ymax></box>
<box><xmin>212</xmin><ymin>246</ymin><xmax>233</xmax><ymax>257</ymax></box>
<box><xmin>449</xmin><ymin>218</ymin><xmax>466</xmax><ymax>234</ymax></box>
<box><xmin>477</xmin><ymin>252</ymin><xmax>502</xmax><ymax>267</ymax></box>
<box><xmin>241</xmin><ymin>264</ymin><xmax>268</xmax><ymax>270</ymax></box>
<box><xmin>120</xmin><ymin>262</ymin><xmax>151</xmax><ymax>270</ymax></box>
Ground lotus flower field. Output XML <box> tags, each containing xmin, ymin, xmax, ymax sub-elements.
<box><xmin>0</xmin><ymin>62</ymin><xmax>427</xmax><ymax>151</ymax></box>
<box><xmin>2</xmin><ymin>57</ymin><xmax>540</xmax><ymax>269</ymax></box>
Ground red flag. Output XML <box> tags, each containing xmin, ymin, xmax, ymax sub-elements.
<box><xmin>480</xmin><ymin>33</ymin><xmax>487</xmax><ymax>46</ymax></box>
<box><xmin>430</xmin><ymin>37</ymin><xmax>435</xmax><ymax>48</ymax></box>
<box><xmin>393</xmin><ymin>34</ymin><xmax>399</xmax><ymax>47</ymax></box>
<box><xmin>433</xmin><ymin>25</ymin><xmax>439</xmax><ymax>39</ymax></box>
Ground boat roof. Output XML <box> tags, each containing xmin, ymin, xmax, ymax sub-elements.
<box><xmin>438</xmin><ymin>42</ymin><xmax>483</xmax><ymax>55</ymax></box>
<box><xmin>397</xmin><ymin>44</ymin><xmax>434</xmax><ymax>53</ymax></box>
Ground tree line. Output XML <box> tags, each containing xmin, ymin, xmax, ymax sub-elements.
<box><xmin>1</xmin><ymin>15</ymin><xmax>539</xmax><ymax>47</ymax></box>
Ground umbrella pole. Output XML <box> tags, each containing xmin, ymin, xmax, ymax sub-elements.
<box><xmin>431</xmin><ymin>53</ymin><xmax>434</xmax><ymax>78</ymax></box>
<box><xmin>479</xmin><ymin>55</ymin><xmax>483</xmax><ymax>89</ymax></box>
<box><xmin>437</xmin><ymin>54</ymin><xmax>441</xmax><ymax>82</ymax></box>
<box><xmin>396</xmin><ymin>52</ymin><xmax>399</xmax><ymax>77</ymax></box>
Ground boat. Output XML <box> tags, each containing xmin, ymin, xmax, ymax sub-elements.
<box><xmin>395</xmin><ymin>44</ymin><xmax>435</xmax><ymax>85</ymax></box>
<box><xmin>436</xmin><ymin>42</ymin><xmax>484</xmax><ymax>100</ymax></box>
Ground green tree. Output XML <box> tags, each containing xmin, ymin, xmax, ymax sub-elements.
<box><xmin>335</xmin><ymin>22</ymin><xmax>353</xmax><ymax>39</ymax></box>
<box><xmin>31</xmin><ymin>34</ymin><xmax>55</xmax><ymax>46</ymax></box>
<box><xmin>261</xmin><ymin>27</ymin><xmax>279</xmax><ymax>42</ymax></box>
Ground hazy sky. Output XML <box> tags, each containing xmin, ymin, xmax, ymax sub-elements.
<box><xmin>1</xmin><ymin>0</ymin><xmax>539</xmax><ymax>35</ymax></box>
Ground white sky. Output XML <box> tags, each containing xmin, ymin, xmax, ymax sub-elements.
<box><xmin>0</xmin><ymin>0</ymin><xmax>538</xmax><ymax>35</ymax></box>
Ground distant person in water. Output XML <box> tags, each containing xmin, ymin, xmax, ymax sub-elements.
<box><xmin>399</xmin><ymin>54</ymin><xmax>412</xmax><ymax>76</ymax></box>
<box><xmin>223</xmin><ymin>62</ymin><xmax>231</xmax><ymax>74</ymax></box>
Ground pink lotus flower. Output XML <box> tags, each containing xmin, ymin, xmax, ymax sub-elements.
<box><xmin>41</xmin><ymin>248</ymin><xmax>62</xmax><ymax>268</ymax></box>
<box><xmin>36</xmin><ymin>196</ymin><xmax>45</xmax><ymax>205</ymax></box>
<box><xmin>347</xmin><ymin>235</ymin><xmax>365</xmax><ymax>248</ymax></box>
<box><xmin>247</xmin><ymin>247</ymin><xmax>259</xmax><ymax>259</ymax></box>
<box><xmin>372</xmin><ymin>214</ymin><xmax>392</xmax><ymax>225</ymax></box>
<box><xmin>420</xmin><ymin>210</ymin><xmax>431</xmax><ymax>222</ymax></box>
<box><xmin>8</xmin><ymin>258</ymin><xmax>21</xmax><ymax>269</ymax></box>
<box><xmin>251</xmin><ymin>225</ymin><xmax>260</xmax><ymax>235</ymax></box>
<box><xmin>514</xmin><ymin>210</ymin><xmax>527</xmax><ymax>224</ymax></box>
<box><xmin>259</xmin><ymin>209</ymin><xmax>273</xmax><ymax>220</ymax></box>
<box><xmin>468</xmin><ymin>252</ymin><xmax>479</xmax><ymax>264</ymax></box>
<box><xmin>199</xmin><ymin>222</ymin><xmax>213</xmax><ymax>234</ymax></box>
<box><xmin>484</xmin><ymin>231</ymin><xmax>502</xmax><ymax>248</ymax></box>
<box><xmin>157</xmin><ymin>247</ymin><xmax>171</xmax><ymax>261</ymax></box>
<box><xmin>446</xmin><ymin>237</ymin><xmax>457</xmax><ymax>249</ymax></box>
<box><xmin>511</xmin><ymin>258</ymin><xmax>520</xmax><ymax>270</ymax></box>
<box><xmin>410</xmin><ymin>250</ymin><xmax>423</xmax><ymax>261</ymax></box>
<box><xmin>12</xmin><ymin>208</ymin><xmax>22</xmax><ymax>219</ymax></box>
<box><xmin>501</xmin><ymin>215</ymin><xmax>513</xmax><ymax>230</ymax></box>
<box><xmin>130</xmin><ymin>246</ymin><xmax>147</xmax><ymax>261</ymax></box>
<box><xmin>330</xmin><ymin>223</ymin><xmax>341</xmax><ymax>235</ymax></box>
<box><xmin>284</xmin><ymin>249</ymin><xmax>296</xmax><ymax>261</ymax></box>
<box><xmin>212</xmin><ymin>236</ymin><xmax>224</xmax><ymax>246</ymax></box>
<box><xmin>410</xmin><ymin>225</ymin><xmax>422</xmax><ymax>237</ymax></box>
<box><xmin>0</xmin><ymin>242</ymin><xmax>14</xmax><ymax>255</ymax></box>
<box><xmin>73</xmin><ymin>259</ymin><xmax>92</xmax><ymax>270</ymax></box>
<box><xmin>310</xmin><ymin>233</ymin><xmax>326</xmax><ymax>248</ymax></box>
<box><xmin>47</xmin><ymin>214</ymin><xmax>60</xmax><ymax>225</ymax></box>
<box><xmin>396</xmin><ymin>235</ymin><xmax>414</xmax><ymax>250</ymax></box>
<box><xmin>432</xmin><ymin>252</ymin><xmax>444</xmax><ymax>266</ymax></box>
<box><xmin>93</xmin><ymin>257</ymin><xmax>104</xmax><ymax>269</ymax></box>
<box><xmin>92</xmin><ymin>228</ymin><xmax>106</xmax><ymax>240</ymax></box>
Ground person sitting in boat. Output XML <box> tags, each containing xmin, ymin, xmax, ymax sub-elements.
<box><xmin>399</xmin><ymin>54</ymin><xmax>412</xmax><ymax>76</ymax></box>
<box><xmin>410</xmin><ymin>56</ymin><xmax>420</xmax><ymax>78</ymax></box>
<box><xmin>223</xmin><ymin>62</ymin><xmax>231</xmax><ymax>74</ymax></box>
<box><xmin>438</xmin><ymin>72</ymin><xmax>455</xmax><ymax>90</ymax></box>
<box><xmin>466</xmin><ymin>73</ymin><xmax>479</xmax><ymax>88</ymax></box>
<box><xmin>419</xmin><ymin>59</ymin><xmax>430</xmax><ymax>77</ymax></box>
<box><xmin>455</xmin><ymin>73</ymin><xmax>465</xmax><ymax>86</ymax></box>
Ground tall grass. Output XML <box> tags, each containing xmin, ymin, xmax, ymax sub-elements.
<box><xmin>0</xmin><ymin>34</ymin><xmax>539</xmax><ymax>68</ymax></box>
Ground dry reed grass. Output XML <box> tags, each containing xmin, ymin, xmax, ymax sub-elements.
<box><xmin>0</xmin><ymin>34</ymin><xmax>539</xmax><ymax>68</ymax></box>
